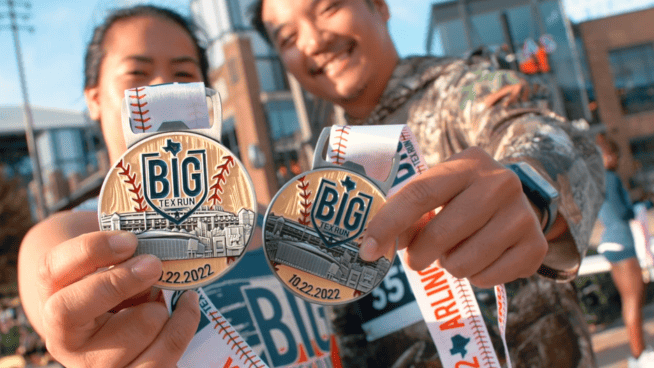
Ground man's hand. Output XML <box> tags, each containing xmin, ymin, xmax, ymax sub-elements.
<box><xmin>38</xmin><ymin>230</ymin><xmax>200</xmax><ymax>368</ymax></box>
<box><xmin>359</xmin><ymin>147</ymin><xmax>548</xmax><ymax>288</ymax></box>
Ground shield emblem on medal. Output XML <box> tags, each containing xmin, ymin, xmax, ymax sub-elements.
<box><xmin>141</xmin><ymin>138</ymin><xmax>208</xmax><ymax>225</ymax></box>
<box><xmin>311</xmin><ymin>176</ymin><xmax>373</xmax><ymax>248</ymax></box>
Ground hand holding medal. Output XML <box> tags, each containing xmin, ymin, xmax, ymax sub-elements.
<box><xmin>98</xmin><ymin>82</ymin><xmax>257</xmax><ymax>290</ymax></box>
<box><xmin>262</xmin><ymin>128</ymin><xmax>399</xmax><ymax>304</ymax></box>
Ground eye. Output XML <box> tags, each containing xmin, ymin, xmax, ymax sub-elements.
<box><xmin>279</xmin><ymin>32</ymin><xmax>297</xmax><ymax>48</ymax></box>
<box><xmin>175</xmin><ymin>71</ymin><xmax>197</xmax><ymax>78</ymax></box>
<box><xmin>320</xmin><ymin>0</ymin><xmax>341</xmax><ymax>15</ymax></box>
<box><xmin>127</xmin><ymin>70</ymin><xmax>147</xmax><ymax>77</ymax></box>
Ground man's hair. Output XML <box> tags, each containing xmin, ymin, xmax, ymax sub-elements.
<box><xmin>250</xmin><ymin>0</ymin><xmax>375</xmax><ymax>46</ymax></box>
<box><xmin>84</xmin><ymin>5</ymin><xmax>210</xmax><ymax>89</ymax></box>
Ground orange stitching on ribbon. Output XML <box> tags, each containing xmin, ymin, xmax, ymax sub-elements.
<box><xmin>330</xmin><ymin>125</ymin><xmax>350</xmax><ymax>165</ymax></box>
<box><xmin>128</xmin><ymin>87</ymin><xmax>152</xmax><ymax>131</ymax></box>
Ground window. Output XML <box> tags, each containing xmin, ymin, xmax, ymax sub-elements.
<box><xmin>256</xmin><ymin>58</ymin><xmax>288</xmax><ymax>92</ymax></box>
<box><xmin>470</xmin><ymin>11</ymin><xmax>504</xmax><ymax>51</ymax></box>
<box><xmin>609</xmin><ymin>44</ymin><xmax>654</xmax><ymax>115</ymax></box>
<box><xmin>264</xmin><ymin>101</ymin><xmax>299</xmax><ymax>140</ymax></box>
<box><xmin>434</xmin><ymin>19</ymin><xmax>469</xmax><ymax>57</ymax></box>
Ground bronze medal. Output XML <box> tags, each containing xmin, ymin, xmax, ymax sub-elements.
<box><xmin>98</xmin><ymin>84</ymin><xmax>256</xmax><ymax>290</ymax></box>
<box><xmin>262</xmin><ymin>129</ymin><xmax>398</xmax><ymax>305</ymax></box>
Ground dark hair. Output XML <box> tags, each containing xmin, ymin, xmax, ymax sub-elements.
<box><xmin>250</xmin><ymin>0</ymin><xmax>270</xmax><ymax>45</ymax></box>
<box><xmin>84</xmin><ymin>5</ymin><xmax>210</xmax><ymax>89</ymax></box>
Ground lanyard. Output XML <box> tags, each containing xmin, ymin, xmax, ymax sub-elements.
<box><xmin>325</xmin><ymin>124</ymin><xmax>511</xmax><ymax>368</ymax></box>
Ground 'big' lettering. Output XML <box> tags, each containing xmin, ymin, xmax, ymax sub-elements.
<box><xmin>311</xmin><ymin>175</ymin><xmax>373</xmax><ymax>248</ymax></box>
<box><xmin>141</xmin><ymin>139</ymin><xmax>209</xmax><ymax>225</ymax></box>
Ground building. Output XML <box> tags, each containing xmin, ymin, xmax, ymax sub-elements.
<box><xmin>264</xmin><ymin>214</ymin><xmax>391</xmax><ymax>294</ymax></box>
<box><xmin>100</xmin><ymin>205</ymin><xmax>255</xmax><ymax>260</ymax></box>
<box><xmin>0</xmin><ymin>105</ymin><xmax>107</xmax><ymax>218</ymax></box>
<box><xmin>190</xmin><ymin>0</ymin><xmax>334</xmax><ymax>203</ymax></box>
<box><xmin>425</xmin><ymin>0</ymin><xmax>593</xmax><ymax>124</ymax></box>
<box><xmin>579</xmin><ymin>7</ymin><xmax>654</xmax><ymax>198</ymax></box>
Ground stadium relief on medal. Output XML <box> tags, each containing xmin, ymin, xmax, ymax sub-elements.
<box><xmin>264</xmin><ymin>170</ymin><xmax>394</xmax><ymax>303</ymax></box>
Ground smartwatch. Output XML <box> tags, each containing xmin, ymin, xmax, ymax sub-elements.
<box><xmin>507</xmin><ymin>162</ymin><xmax>559</xmax><ymax>234</ymax></box>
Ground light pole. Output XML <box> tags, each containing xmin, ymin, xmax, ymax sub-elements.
<box><xmin>1</xmin><ymin>0</ymin><xmax>47</xmax><ymax>219</ymax></box>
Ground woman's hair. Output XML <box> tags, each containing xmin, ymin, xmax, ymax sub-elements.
<box><xmin>84</xmin><ymin>5</ymin><xmax>210</xmax><ymax>88</ymax></box>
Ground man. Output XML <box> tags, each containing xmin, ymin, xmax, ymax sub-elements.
<box><xmin>252</xmin><ymin>0</ymin><xmax>604</xmax><ymax>367</ymax></box>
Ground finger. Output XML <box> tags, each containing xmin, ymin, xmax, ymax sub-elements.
<box><xmin>399</xmin><ymin>170</ymin><xmax>520</xmax><ymax>270</ymax></box>
<box><xmin>127</xmin><ymin>291</ymin><xmax>200</xmax><ymax>368</ymax></box>
<box><xmin>39</xmin><ymin>231</ymin><xmax>138</xmax><ymax>298</ymax></box>
<box><xmin>468</xmin><ymin>238</ymin><xmax>547</xmax><ymax>289</ymax></box>
<box><xmin>396</xmin><ymin>211</ymin><xmax>435</xmax><ymax>251</ymax></box>
<box><xmin>42</xmin><ymin>254</ymin><xmax>162</xmax><ymax>341</ymax></box>
<box><xmin>81</xmin><ymin>302</ymin><xmax>169</xmax><ymax>368</ymax></box>
<box><xmin>360</xmin><ymin>155</ymin><xmax>477</xmax><ymax>261</ymax></box>
<box><xmin>434</xmin><ymin>202</ymin><xmax>537</xmax><ymax>278</ymax></box>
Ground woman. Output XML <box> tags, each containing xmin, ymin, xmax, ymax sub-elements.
<box><xmin>596</xmin><ymin>134</ymin><xmax>654</xmax><ymax>368</ymax></box>
<box><xmin>18</xmin><ymin>6</ymin><xmax>209</xmax><ymax>367</ymax></box>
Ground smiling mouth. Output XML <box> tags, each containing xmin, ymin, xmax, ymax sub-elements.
<box><xmin>309</xmin><ymin>41</ymin><xmax>356</xmax><ymax>77</ymax></box>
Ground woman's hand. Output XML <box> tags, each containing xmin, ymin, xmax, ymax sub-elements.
<box><xmin>36</xmin><ymin>230</ymin><xmax>200</xmax><ymax>368</ymax></box>
<box><xmin>360</xmin><ymin>147</ymin><xmax>549</xmax><ymax>288</ymax></box>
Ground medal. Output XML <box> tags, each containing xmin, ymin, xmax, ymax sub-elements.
<box><xmin>262</xmin><ymin>129</ymin><xmax>399</xmax><ymax>305</ymax></box>
<box><xmin>98</xmin><ymin>83</ymin><xmax>256</xmax><ymax>290</ymax></box>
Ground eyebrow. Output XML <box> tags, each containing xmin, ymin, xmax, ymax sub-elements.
<box><xmin>122</xmin><ymin>55</ymin><xmax>200</xmax><ymax>67</ymax></box>
<box><xmin>269</xmin><ymin>0</ymin><xmax>322</xmax><ymax>42</ymax></box>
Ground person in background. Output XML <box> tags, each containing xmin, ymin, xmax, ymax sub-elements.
<box><xmin>252</xmin><ymin>0</ymin><xmax>604</xmax><ymax>367</ymax></box>
<box><xmin>596</xmin><ymin>134</ymin><xmax>654</xmax><ymax>368</ymax></box>
<box><xmin>17</xmin><ymin>6</ymin><xmax>208</xmax><ymax>367</ymax></box>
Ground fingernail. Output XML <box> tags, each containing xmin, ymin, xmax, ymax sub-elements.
<box><xmin>131</xmin><ymin>255</ymin><xmax>161</xmax><ymax>280</ymax></box>
<box><xmin>108</xmin><ymin>232</ymin><xmax>137</xmax><ymax>254</ymax></box>
<box><xmin>359</xmin><ymin>237</ymin><xmax>378</xmax><ymax>261</ymax></box>
<box><xmin>183</xmin><ymin>290</ymin><xmax>199</xmax><ymax>306</ymax></box>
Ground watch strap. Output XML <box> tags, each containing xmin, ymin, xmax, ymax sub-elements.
<box><xmin>507</xmin><ymin>162</ymin><xmax>559</xmax><ymax>234</ymax></box>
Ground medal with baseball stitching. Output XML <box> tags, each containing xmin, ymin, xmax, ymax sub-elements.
<box><xmin>262</xmin><ymin>128</ymin><xmax>399</xmax><ymax>305</ymax></box>
<box><xmin>98</xmin><ymin>82</ymin><xmax>257</xmax><ymax>290</ymax></box>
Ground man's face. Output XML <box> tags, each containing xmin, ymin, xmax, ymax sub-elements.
<box><xmin>262</xmin><ymin>0</ymin><xmax>397</xmax><ymax>115</ymax></box>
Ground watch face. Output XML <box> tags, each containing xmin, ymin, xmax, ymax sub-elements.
<box><xmin>262</xmin><ymin>168</ymin><xmax>395</xmax><ymax>305</ymax></box>
<box><xmin>98</xmin><ymin>131</ymin><xmax>257</xmax><ymax>290</ymax></box>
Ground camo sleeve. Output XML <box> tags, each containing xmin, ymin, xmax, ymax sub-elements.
<box><xmin>414</xmin><ymin>60</ymin><xmax>604</xmax><ymax>281</ymax></box>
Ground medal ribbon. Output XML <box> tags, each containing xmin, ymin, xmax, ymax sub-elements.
<box><xmin>327</xmin><ymin>124</ymin><xmax>511</xmax><ymax>368</ymax></box>
<box><xmin>163</xmin><ymin>289</ymin><xmax>269</xmax><ymax>368</ymax></box>
<box><xmin>124</xmin><ymin>82</ymin><xmax>210</xmax><ymax>133</ymax></box>
<box><xmin>135</xmin><ymin>83</ymin><xmax>265</xmax><ymax>368</ymax></box>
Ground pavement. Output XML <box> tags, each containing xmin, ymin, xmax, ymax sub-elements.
<box><xmin>592</xmin><ymin>300</ymin><xmax>654</xmax><ymax>367</ymax></box>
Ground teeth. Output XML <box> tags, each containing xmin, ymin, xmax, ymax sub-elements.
<box><xmin>324</xmin><ymin>52</ymin><xmax>348</xmax><ymax>76</ymax></box>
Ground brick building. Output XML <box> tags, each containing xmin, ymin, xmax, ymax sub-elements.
<box><xmin>579</xmin><ymin>7</ymin><xmax>654</xmax><ymax>198</ymax></box>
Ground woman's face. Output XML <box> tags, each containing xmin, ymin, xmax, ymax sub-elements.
<box><xmin>84</xmin><ymin>15</ymin><xmax>204</xmax><ymax>163</ymax></box>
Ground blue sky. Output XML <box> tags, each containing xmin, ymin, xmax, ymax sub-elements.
<box><xmin>1</xmin><ymin>0</ymin><xmax>654</xmax><ymax>113</ymax></box>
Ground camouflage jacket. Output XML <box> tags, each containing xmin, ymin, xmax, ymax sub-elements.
<box><xmin>330</xmin><ymin>56</ymin><xmax>603</xmax><ymax>368</ymax></box>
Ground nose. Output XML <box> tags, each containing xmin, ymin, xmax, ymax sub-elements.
<box><xmin>149</xmin><ymin>71</ymin><xmax>174</xmax><ymax>86</ymax></box>
<box><xmin>298</xmin><ymin>21</ymin><xmax>330</xmax><ymax>55</ymax></box>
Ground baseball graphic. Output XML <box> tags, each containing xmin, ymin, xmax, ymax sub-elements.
<box><xmin>99</xmin><ymin>131</ymin><xmax>256</xmax><ymax>290</ymax></box>
<box><xmin>263</xmin><ymin>168</ymin><xmax>395</xmax><ymax>305</ymax></box>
